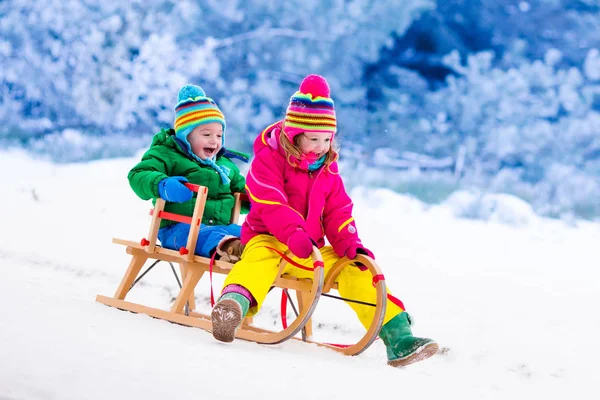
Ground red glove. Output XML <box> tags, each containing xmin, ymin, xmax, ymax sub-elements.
<box><xmin>346</xmin><ymin>246</ymin><xmax>375</xmax><ymax>260</ymax></box>
<box><xmin>286</xmin><ymin>230</ymin><xmax>313</xmax><ymax>259</ymax></box>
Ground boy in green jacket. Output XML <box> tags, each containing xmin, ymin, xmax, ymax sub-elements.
<box><xmin>128</xmin><ymin>84</ymin><xmax>248</xmax><ymax>262</ymax></box>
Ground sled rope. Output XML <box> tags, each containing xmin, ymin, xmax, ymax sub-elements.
<box><xmin>264</xmin><ymin>246</ymin><xmax>323</xmax><ymax>271</ymax></box>
<box><xmin>280</xmin><ymin>289</ymin><xmax>289</xmax><ymax>330</ymax></box>
<box><xmin>264</xmin><ymin>246</ymin><xmax>402</xmax><ymax>308</ymax></box>
<box><xmin>209</xmin><ymin>251</ymin><xmax>217</xmax><ymax>307</ymax></box>
<box><xmin>281</xmin><ymin>288</ymin><xmax>308</xmax><ymax>341</ymax></box>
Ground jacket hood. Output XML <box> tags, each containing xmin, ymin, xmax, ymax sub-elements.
<box><xmin>253</xmin><ymin>121</ymin><xmax>283</xmax><ymax>155</ymax></box>
<box><xmin>150</xmin><ymin>128</ymin><xmax>175</xmax><ymax>147</ymax></box>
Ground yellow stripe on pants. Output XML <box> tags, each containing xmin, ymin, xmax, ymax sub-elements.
<box><xmin>223</xmin><ymin>234</ymin><xmax>403</xmax><ymax>329</ymax></box>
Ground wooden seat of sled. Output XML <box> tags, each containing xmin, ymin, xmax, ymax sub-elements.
<box><xmin>96</xmin><ymin>182</ymin><xmax>324</xmax><ymax>345</ymax></box>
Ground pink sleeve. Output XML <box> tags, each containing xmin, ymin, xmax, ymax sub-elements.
<box><xmin>322</xmin><ymin>170</ymin><xmax>363</xmax><ymax>257</ymax></box>
<box><xmin>246</xmin><ymin>148</ymin><xmax>306</xmax><ymax>244</ymax></box>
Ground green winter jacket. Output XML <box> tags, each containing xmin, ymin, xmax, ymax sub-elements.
<box><xmin>128</xmin><ymin>128</ymin><xmax>248</xmax><ymax>228</ymax></box>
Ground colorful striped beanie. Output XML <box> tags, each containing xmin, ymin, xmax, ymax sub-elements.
<box><xmin>173</xmin><ymin>84</ymin><xmax>231</xmax><ymax>184</ymax></box>
<box><xmin>174</xmin><ymin>84</ymin><xmax>226</xmax><ymax>144</ymax></box>
<box><xmin>284</xmin><ymin>74</ymin><xmax>337</xmax><ymax>141</ymax></box>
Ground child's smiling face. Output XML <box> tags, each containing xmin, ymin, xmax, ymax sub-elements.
<box><xmin>296</xmin><ymin>132</ymin><xmax>332</xmax><ymax>160</ymax></box>
<box><xmin>188</xmin><ymin>122</ymin><xmax>223</xmax><ymax>160</ymax></box>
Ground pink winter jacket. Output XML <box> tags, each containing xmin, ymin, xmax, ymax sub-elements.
<box><xmin>242</xmin><ymin>121</ymin><xmax>365</xmax><ymax>258</ymax></box>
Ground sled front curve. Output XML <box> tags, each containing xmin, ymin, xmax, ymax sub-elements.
<box><xmin>306</xmin><ymin>254</ymin><xmax>387</xmax><ymax>356</ymax></box>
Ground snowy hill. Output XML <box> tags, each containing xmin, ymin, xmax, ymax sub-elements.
<box><xmin>1</xmin><ymin>150</ymin><xmax>599</xmax><ymax>400</ymax></box>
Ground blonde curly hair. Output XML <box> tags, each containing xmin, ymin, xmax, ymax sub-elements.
<box><xmin>279</xmin><ymin>122</ymin><xmax>338</xmax><ymax>169</ymax></box>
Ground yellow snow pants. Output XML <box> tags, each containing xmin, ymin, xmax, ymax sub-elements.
<box><xmin>223</xmin><ymin>234</ymin><xmax>403</xmax><ymax>329</ymax></box>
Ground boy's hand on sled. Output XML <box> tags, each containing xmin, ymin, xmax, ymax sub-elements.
<box><xmin>158</xmin><ymin>176</ymin><xmax>194</xmax><ymax>203</ymax></box>
<box><xmin>346</xmin><ymin>246</ymin><xmax>375</xmax><ymax>260</ymax></box>
<box><xmin>287</xmin><ymin>230</ymin><xmax>313</xmax><ymax>259</ymax></box>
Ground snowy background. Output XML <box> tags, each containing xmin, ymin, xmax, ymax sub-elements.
<box><xmin>2</xmin><ymin>2</ymin><xmax>600</xmax><ymax>398</ymax></box>
<box><xmin>1</xmin><ymin>150</ymin><xmax>599</xmax><ymax>399</ymax></box>
<box><xmin>2</xmin><ymin>0</ymin><xmax>600</xmax><ymax>219</ymax></box>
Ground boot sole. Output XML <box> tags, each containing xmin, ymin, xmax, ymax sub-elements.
<box><xmin>211</xmin><ymin>299</ymin><xmax>242</xmax><ymax>343</ymax></box>
<box><xmin>388</xmin><ymin>342</ymin><xmax>439</xmax><ymax>367</ymax></box>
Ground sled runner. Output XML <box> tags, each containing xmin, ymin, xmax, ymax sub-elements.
<box><xmin>96</xmin><ymin>183</ymin><xmax>387</xmax><ymax>355</ymax></box>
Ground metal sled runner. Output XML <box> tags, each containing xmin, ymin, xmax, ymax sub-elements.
<box><xmin>96</xmin><ymin>183</ymin><xmax>387</xmax><ymax>355</ymax></box>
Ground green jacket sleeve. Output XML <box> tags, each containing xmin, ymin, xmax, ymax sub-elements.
<box><xmin>230</xmin><ymin>167</ymin><xmax>246</xmax><ymax>194</ymax></box>
<box><xmin>127</xmin><ymin>147</ymin><xmax>172</xmax><ymax>200</ymax></box>
<box><xmin>229</xmin><ymin>166</ymin><xmax>249</xmax><ymax>214</ymax></box>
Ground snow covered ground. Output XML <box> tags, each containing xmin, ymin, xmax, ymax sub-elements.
<box><xmin>1</xmin><ymin>150</ymin><xmax>599</xmax><ymax>400</ymax></box>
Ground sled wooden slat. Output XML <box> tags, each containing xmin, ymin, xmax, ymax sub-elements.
<box><xmin>230</xmin><ymin>193</ymin><xmax>242</xmax><ymax>227</ymax></box>
<box><xmin>97</xmin><ymin>184</ymin><xmax>386</xmax><ymax>354</ymax></box>
<box><xmin>113</xmin><ymin>252</ymin><xmax>148</xmax><ymax>300</ymax></box>
<box><xmin>184</xmin><ymin>185</ymin><xmax>208</xmax><ymax>262</ymax></box>
<box><xmin>171</xmin><ymin>263</ymin><xmax>202</xmax><ymax>314</ymax></box>
<box><xmin>178</xmin><ymin>263</ymin><xmax>197</xmax><ymax>311</ymax></box>
<box><xmin>96</xmin><ymin>295</ymin><xmax>212</xmax><ymax>330</ymax></box>
<box><xmin>144</xmin><ymin>198</ymin><xmax>165</xmax><ymax>253</ymax></box>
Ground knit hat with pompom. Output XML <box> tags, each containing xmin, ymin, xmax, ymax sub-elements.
<box><xmin>173</xmin><ymin>84</ymin><xmax>230</xmax><ymax>184</ymax></box>
<box><xmin>174</xmin><ymin>84</ymin><xmax>226</xmax><ymax>145</ymax></box>
<box><xmin>283</xmin><ymin>74</ymin><xmax>336</xmax><ymax>141</ymax></box>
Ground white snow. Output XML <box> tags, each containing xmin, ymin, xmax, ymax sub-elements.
<box><xmin>1</xmin><ymin>149</ymin><xmax>599</xmax><ymax>400</ymax></box>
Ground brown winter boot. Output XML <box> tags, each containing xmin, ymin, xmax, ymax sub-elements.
<box><xmin>216</xmin><ymin>237</ymin><xmax>245</xmax><ymax>263</ymax></box>
<box><xmin>211</xmin><ymin>292</ymin><xmax>250</xmax><ymax>342</ymax></box>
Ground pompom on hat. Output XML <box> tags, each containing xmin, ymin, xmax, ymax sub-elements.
<box><xmin>174</xmin><ymin>84</ymin><xmax>226</xmax><ymax>145</ymax></box>
<box><xmin>283</xmin><ymin>74</ymin><xmax>337</xmax><ymax>141</ymax></box>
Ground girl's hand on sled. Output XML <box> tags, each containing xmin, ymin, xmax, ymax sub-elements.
<box><xmin>158</xmin><ymin>176</ymin><xmax>194</xmax><ymax>203</ymax></box>
<box><xmin>287</xmin><ymin>229</ymin><xmax>313</xmax><ymax>259</ymax></box>
<box><xmin>346</xmin><ymin>246</ymin><xmax>375</xmax><ymax>260</ymax></box>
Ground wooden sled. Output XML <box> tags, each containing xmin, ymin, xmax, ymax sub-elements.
<box><xmin>96</xmin><ymin>183</ymin><xmax>387</xmax><ymax>355</ymax></box>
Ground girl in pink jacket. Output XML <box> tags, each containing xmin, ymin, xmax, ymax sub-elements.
<box><xmin>211</xmin><ymin>75</ymin><xmax>438</xmax><ymax>367</ymax></box>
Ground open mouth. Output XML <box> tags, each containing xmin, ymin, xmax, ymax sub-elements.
<box><xmin>202</xmin><ymin>147</ymin><xmax>217</xmax><ymax>157</ymax></box>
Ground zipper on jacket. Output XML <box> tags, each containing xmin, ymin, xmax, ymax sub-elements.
<box><xmin>305</xmin><ymin>168</ymin><xmax>324</xmax><ymax>229</ymax></box>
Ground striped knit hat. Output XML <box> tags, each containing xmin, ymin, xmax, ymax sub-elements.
<box><xmin>174</xmin><ymin>84</ymin><xmax>226</xmax><ymax>144</ymax></box>
<box><xmin>173</xmin><ymin>84</ymin><xmax>231</xmax><ymax>184</ymax></box>
<box><xmin>284</xmin><ymin>74</ymin><xmax>336</xmax><ymax>141</ymax></box>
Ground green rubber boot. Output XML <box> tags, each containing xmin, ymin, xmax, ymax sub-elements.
<box><xmin>379</xmin><ymin>312</ymin><xmax>439</xmax><ymax>367</ymax></box>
